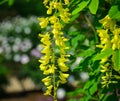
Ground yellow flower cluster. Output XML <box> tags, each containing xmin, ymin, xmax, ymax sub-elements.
<box><xmin>97</xmin><ymin>15</ymin><xmax>120</xmax><ymax>87</ymax></box>
<box><xmin>38</xmin><ymin>0</ymin><xmax>70</xmax><ymax>100</ymax></box>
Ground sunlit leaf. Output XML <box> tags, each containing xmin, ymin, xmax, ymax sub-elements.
<box><xmin>88</xmin><ymin>0</ymin><xmax>99</xmax><ymax>14</ymax></box>
<box><xmin>112</xmin><ymin>49</ymin><xmax>120</xmax><ymax>72</ymax></box>
<box><xmin>72</xmin><ymin>0</ymin><xmax>90</xmax><ymax>15</ymax></box>
<box><xmin>93</xmin><ymin>48</ymin><xmax>113</xmax><ymax>61</ymax></box>
<box><xmin>8</xmin><ymin>0</ymin><xmax>14</xmax><ymax>6</ymax></box>
<box><xmin>109</xmin><ymin>5</ymin><xmax>120</xmax><ymax>21</ymax></box>
<box><xmin>89</xmin><ymin>82</ymin><xmax>97</xmax><ymax>95</ymax></box>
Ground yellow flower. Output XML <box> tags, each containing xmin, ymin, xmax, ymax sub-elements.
<box><xmin>38</xmin><ymin>17</ymin><xmax>49</xmax><ymax>28</ymax></box>
<box><xmin>44</xmin><ymin>85</ymin><xmax>53</xmax><ymax>95</ymax></box>
<box><xmin>42</xmin><ymin>76</ymin><xmax>51</xmax><ymax>86</ymax></box>
<box><xmin>58</xmin><ymin>62</ymin><xmax>68</xmax><ymax>72</ymax></box>
<box><xmin>59</xmin><ymin>72</ymin><xmax>69</xmax><ymax>78</ymax></box>
<box><xmin>49</xmin><ymin>15</ymin><xmax>58</xmax><ymax>24</ymax></box>
<box><xmin>101</xmin><ymin>76</ymin><xmax>107</xmax><ymax>80</ymax></box>
<box><xmin>38</xmin><ymin>0</ymin><xmax>70</xmax><ymax>99</ymax></box>
<box><xmin>43</xmin><ymin>0</ymin><xmax>49</xmax><ymax>5</ymax></box>
<box><xmin>53</xmin><ymin>22</ymin><xmax>63</xmax><ymax>30</ymax></box>
<box><xmin>99</xmin><ymin>15</ymin><xmax>116</xmax><ymax>31</ymax></box>
<box><xmin>58</xmin><ymin>72</ymin><xmax>69</xmax><ymax>84</ymax></box>
<box><xmin>39</xmin><ymin>64</ymin><xmax>48</xmax><ymax>71</ymax></box>
<box><xmin>41</xmin><ymin>46</ymin><xmax>51</xmax><ymax>54</ymax></box>
<box><xmin>100</xmin><ymin>57</ymin><xmax>108</xmax><ymax>63</ymax></box>
<box><xmin>49</xmin><ymin>64</ymin><xmax>57</xmax><ymax>74</ymax></box>
<box><xmin>97</xmin><ymin>29</ymin><xmax>111</xmax><ymax>51</ymax></box>
<box><xmin>111</xmin><ymin>28</ymin><xmax>120</xmax><ymax>50</ymax></box>
<box><xmin>43</xmin><ymin>64</ymin><xmax>56</xmax><ymax>75</ymax></box>
<box><xmin>47</xmin><ymin>1</ymin><xmax>54</xmax><ymax>14</ymax></box>
<box><xmin>43</xmin><ymin>69</ymin><xmax>51</xmax><ymax>75</ymax></box>
<box><xmin>64</xmin><ymin>0</ymin><xmax>69</xmax><ymax>4</ymax></box>
<box><xmin>53</xmin><ymin>2</ymin><xmax>61</xmax><ymax>9</ymax></box>
<box><xmin>39</xmin><ymin>33</ymin><xmax>51</xmax><ymax>45</ymax></box>
<box><xmin>59</xmin><ymin>8</ymin><xmax>71</xmax><ymax>23</ymax></box>
<box><xmin>57</xmin><ymin>56</ymin><xmax>69</xmax><ymax>72</ymax></box>
<box><xmin>39</xmin><ymin>55</ymin><xmax>50</xmax><ymax>65</ymax></box>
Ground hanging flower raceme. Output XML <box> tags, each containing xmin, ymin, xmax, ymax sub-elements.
<box><xmin>38</xmin><ymin>0</ymin><xmax>70</xmax><ymax>100</ymax></box>
<box><xmin>97</xmin><ymin>15</ymin><xmax>120</xmax><ymax>88</ymax></box>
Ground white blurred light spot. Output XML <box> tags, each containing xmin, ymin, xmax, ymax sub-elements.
<box><xmin>15</xmin><ymin>38</ymin><xmax>21</xmax><ymax>45</ymax></box>
<box><xmin>71</xmin><ymin>57</ymin><xmax>83</xmax><ymax>70</ymax></box>
<box><xmin>15</xmin><ymin>26</ymin><xmax>22</xmax><ymax>33</ymax></box>
<box><xmin>13</xmin><ymin>54</ymin><xmax>21</xmax><ymax>62</ymax></box>
<box><xmin>80</xmin><ymin>72</ymin><xmax>89</xmax><ymax>81</ymax></box>
<box><xmin>20</xmin><ymin>54</ymin><xmax>30</xmax><ymax>64</ymax></box>
<box><xmin>68</xmin><ymin>75</ymin><xmax>75</xmax><ymax>83</ymax></box>
<box><xmin>57</xmin><ymin>88</ymin><xmax>66</xmax><ymax>99</ymax></box>
<box><xmin>31</xmin><ymin>49</ymin><xmax>41</xmax><ymax>58</ymax></box>
<box><xmin>24</xmin><ymin>27</ymin><xmax>31</xmax><ymax>34</ymax></box>
<box><xmin>0</xmin><ymin>47</ymin><xmax>3</xmax><ymax>54</ymax></box>
<box><xmin>12</xmin><ymin>44</ymin><xmax>19</xmax><ymax>52</ymax></box>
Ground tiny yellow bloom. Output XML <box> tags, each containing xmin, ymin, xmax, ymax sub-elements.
<box><xmin>64</xmin><ymin>0</ymin><xmax>69</xmax><ymax>4</ymax></box>
<box><xmin>41</xmin><ymin>46</ymin><xmax>50</xmax><ymax>54</ymax></box>
<box><xmin>100</xmin><ymin>58</ymin><xmax>108</xmax><ymax>63</ymax></box>
<box><xmin>39</xmin><ymin>64</ymin><xmax>48</xmax><ymax>71</ymax></box>
<box><xmin>42</xmin><ymin>76</ymin><xmax>51</xmax><ymax>86</ymax></box>
<box><xmin>38</xmin><ymin>17</ymin><xmax>49</xmax><ymax>28</ymax></box>
<box><xmin>43</xmin><ymin>0</ymin><xmax>49</xmax><ymax>5</ymax></box>
<box><xmin>49</xmin><ymin>16</ymin><xmax>58</xmax><ymax>24</ymax></box>
<box><xmin>59</xmin><ymin>71</ymin><xmax>69</xmax><ymax>79</ymax></box>
<box><xmin>59</xmin><ymin>63</ymin><xmax>68</xmax><ymax>72</ymax></box>
<box><xmin>49</xmin><ymin>64</ymin><xmax>57</xmax><ymax>73</ymax></box>
<box><xmin>44</xmin><ymin>85</ymin><xmax>53</xmax><ymax>95</ymax></box>
<box><xmin>101</xmin><ymin>76</ymin><xmax>107</xmax><ymax>80</ymax></box>
<box><xmin>99</xmin><ymin>15</ymin><xmax>116</xmax><ymax>31</ymax></box>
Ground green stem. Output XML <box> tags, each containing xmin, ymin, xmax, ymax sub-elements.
<box><xmin>84</xmin><ymin>15</ymin><xmax>98</xmax><ymax>44</ymax></box>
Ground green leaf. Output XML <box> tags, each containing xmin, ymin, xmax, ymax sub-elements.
<box><xmin>73</xmin><ymin>56</ymin><xmax>91</xmax><ymax>71</ymax></box>
<box><xmin>67</xmin><ymin>89</ymin><xmax>84</xmax><ymax>97</ymax></box>
<box><xmin>71</xmin><ymin>34</ymin><xmax>84</xmax><ymax>48</ymax></box>
<box><xmin>108</xmin><ymin>5</ymin><xmax>120</xmax><ymax>21</ymax></box>
<box><xmin>112</xmin><ymin>49</ymin><xmax>120</xmax><ymax>72</ymax></box>
<box><xmin>101</xmin><ymin>94</ymin><xmax>111</xmax><ymax>101</ymax></box>
<box><xmin>83</xmin><ymin>79</ymin><xmax>95</xmax><ymax>90</ymax></box>
<box><xmin>8</xmin><ymin>0</ymin><xmax>14</xmax><ymax>6</ymax></box>
<box><xmin>70</xmin><ymin>13</ymin><xmax>80</xmax><ymax>22</ymax></box>
<box><xmin>68</xmin><ymin>99</ymin><xmax>77</xmax><ymax>101</ymax></box>
<box><xmin>88</xmin><ymin>0</ymin><xmax>99</xmax><ymax>14</ymax></box>
<box><xmin>78</xmin><ymin>49</ymin><xmax>95</xmax><ymax>57</ymax></box>
<box><xmin>72</xmin><ymin>0</ymin><xmax>90</xmax><ymax>15</ymax></box>
<box><xmin>89</xmin><ymin>82</ymin><xmax>97</xmax><ymax>95</ymax></box>
<box><xmin>93</xmin><ymin>48</ymin><xmax>113</xmax><ymax>61</ymax></box>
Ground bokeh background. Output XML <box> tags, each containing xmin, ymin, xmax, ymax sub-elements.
<box><xmin>0</xmin><ymin>0</ymin><xmax>49</xmax><ymax>101</ymax></box>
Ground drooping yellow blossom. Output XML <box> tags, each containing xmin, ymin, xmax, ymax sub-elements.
<box><xmin>64</xmin><ymin>0</ymin><xmax>70</xmax><ymax>5</ymax></box>
<box><xmin>59</xmin><ymin>71</ymin><xmax>69</xmax><ymax>84</ymax></box>
<box><xmin>44</xmin><ymin>85</ymin><xmax>53</xmax><ymax>95</ymax></box>
<box><xmin>38</xmin><ymin>0</ymin><xmax>70</xmax><ymax>100</ymax></box>
<box><xmin>111</xmin><ymin>28</ymin><xmax>120</xmax><ymax>50</ymax></box>
<box><xmin>59</xmin><ymin>8</ymin><xmax>71</xmax><ymax>23</ymax></box>
<box><xmin>97</xmin><ymin>15</ymin><xmax>119</xmax><ymax>87</ymax></box>
<box><xmin>99</xmin><ymin>15</ymin><xmax>116</xmax><ymax>31</ymax></box>
<box><xmin>58</xmin><ymin>57</ymin><xmax>69</xmax><ymax>72</ymax></box>
<box><xmin>97</xmin><ymin>29</ymin><xmax>111</xmax><ymax>51</ymax></box>
<box><xmin>42</xmin><ymin>76</ymin><xmax>51</xmax><ymax>86</ymax></box>
<box><xmin>38</xmin><ymin>17</ymin><xmax>49</xmax><ymax>28</ymax></box>
<box><xmin>47</xmin><ymin>1</ymin><xmax>54</xmax><ymax>14</ymax></box>
<box><xmin>43</xmin><ymin>0</ymin><xmax>49</xmax><ymax>5</ymax></box>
